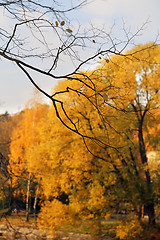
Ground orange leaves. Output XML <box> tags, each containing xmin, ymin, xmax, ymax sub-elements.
<box><xmin>38</xmin><ymin>200</ymin><xmax>74</xmax><ymax>233</ymax></box>
<box><xmin>87</xmin><ymin>181</ymin><xmax>106</xmax><ymax>211</ymax></box>
<box><xmin>9</xmin><ymin>102</ymin><xmax>49</xmax><ymax>193</ymax></box>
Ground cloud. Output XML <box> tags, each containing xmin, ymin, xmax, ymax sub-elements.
<box><xmin>83</xmin><ymin>0</ymin><xmax>160</xmax><ymax>40</ymax></box>
<box><xmin>85</xmin><ymin>0</ymin><xmax>159</xmax><ymax>18</ymax></box>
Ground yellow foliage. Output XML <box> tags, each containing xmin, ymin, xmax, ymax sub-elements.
<box><xmin>38</xmin><ymin>200</ymin><xmax>75</xmax><ymax>234</ymax></box>
<box><xmin>9</xmin><ymin>102</ymin><xmax>48</xmax><ymax>196</ymax></box>
<box><xmin>8</xmin><ymin>43</ymin><xmax>160</xmax><ymax>234</ymax></box>
<box><xmin>116</xmin><ymin>214</ymin><xmax>143</xmax><ymax>239</ymax></box>
<box><xmin>87</xmin><ymin>181</ymin><xmax>106</xmax><ymax>212</ymax></box>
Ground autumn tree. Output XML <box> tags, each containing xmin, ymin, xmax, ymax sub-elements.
<box><xmin>35</xmin><ymin>43</ymin><xmax>160</xmax><ymax>230</ymax></box>
<box><xmin>100</xmin><ymin>43</ymin><xmax>160</xmax><ymax>226</ymax></box>
<box><xmin>22</xmin><ymin>103</ymin><xmax>115</xmax><ymax>235</ymax></box>
<box><xmin>9</xmin><ymin>101</ymin><xmax>48</xmax><ymax>221</ymax></box>
<box><xmin>0</xmin><ymin>112</ymin><xmax>21</xmax><ymax>209</ymax></box>
<box><xmin>8</xmin><ymin>42</ymin><xmax>160</xmax><ymax>238</ymax></box>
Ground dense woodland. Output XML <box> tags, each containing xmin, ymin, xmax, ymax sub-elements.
<box><xmin>0</xmin><ymin>43</ymin><xmax>160</xmax><ymax>239</ymax></box>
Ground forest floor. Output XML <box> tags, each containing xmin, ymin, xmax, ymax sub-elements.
<box><xmin>0</xmin><ymin>223</ymin><xmax>117</xmax><ymax>240</ymax></box>
<box><xmin>0</xmin><ymin>212</ymin><xmax>159</xmax><ymax>239</ymax></box>
<box><xmin>0</xmin><ymin>212</ymin><xmax>118</xmax><ymax>240</ymax></box>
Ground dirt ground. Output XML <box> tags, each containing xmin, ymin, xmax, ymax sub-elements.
<box><xmin>0</xmin><ymin>224</ymin><xmax>117</xmax><ymax>240</ymax></box>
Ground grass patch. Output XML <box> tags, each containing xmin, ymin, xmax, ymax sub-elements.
<box><xmin>0</xmin><ymin>214</ymin><xmax>36</xmax><ymax>228</ymax></box>
<box><xmin>60</xmin><ymin>219</ymin><xmax>118</xmax><ymax>238</ymax></box>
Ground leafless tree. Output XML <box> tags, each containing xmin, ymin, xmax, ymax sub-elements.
<box><xmin>0</xmin><ymin>1</ymin><xmax>150</xmax><ymax>132</ymax></box>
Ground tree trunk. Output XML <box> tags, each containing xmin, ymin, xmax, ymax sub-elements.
<box><xmin>147</xmin><ymin>202</ymin><xmax>156</xmax><ymax>225</ymax></box>
<box><xmin>8</xmin><ymin>178</ymin><xmax>13</xmax><ymax>209</ymax></box>
<box><xmin>136</xmin><ymin>109</ymin><xmax>156</xmax><ymax>225</ymax></box>
<box><xmin>139</xmin><ymin>204</ymin><xmax>144</xmax><ymax>219</ymax></box>
<box><xmin>26</xmin><ymin>173</ymin><xmax>31</xmax><ymax>222</ymax></box>
<box><xmin>33</xmin><ymin>179</ymin><xmax>40</xmax><ymax>223</ymax></box>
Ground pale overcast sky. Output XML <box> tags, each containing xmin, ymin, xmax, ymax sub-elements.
<box><xmin>0</xmin><ymin>0</ymin><xmax>160</xmax><ymax>114</ymax></box>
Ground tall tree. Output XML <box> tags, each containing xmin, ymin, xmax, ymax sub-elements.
<box><xmin>0</xmin><ymin>112</ymin><xmax>21</xmax><ymax>209</ymax></box>
<box><xmin>9</xmin><ymin>101</ymin><xmax>48</xmax><ymax>221</ymax></box>
<box><xmin>9</xmin><ymin>44</ymin><xmax>160</xmax><ymax>236</ymax></box>
<box><xmin>36</xmin><ymin>43</ymin><xmax>160</xmax><ymax>228</ymax></box>
<box><xmin>27</xmin><ymin>105</ymin><xmax>115</xmax><ymax>234</ymax></box>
